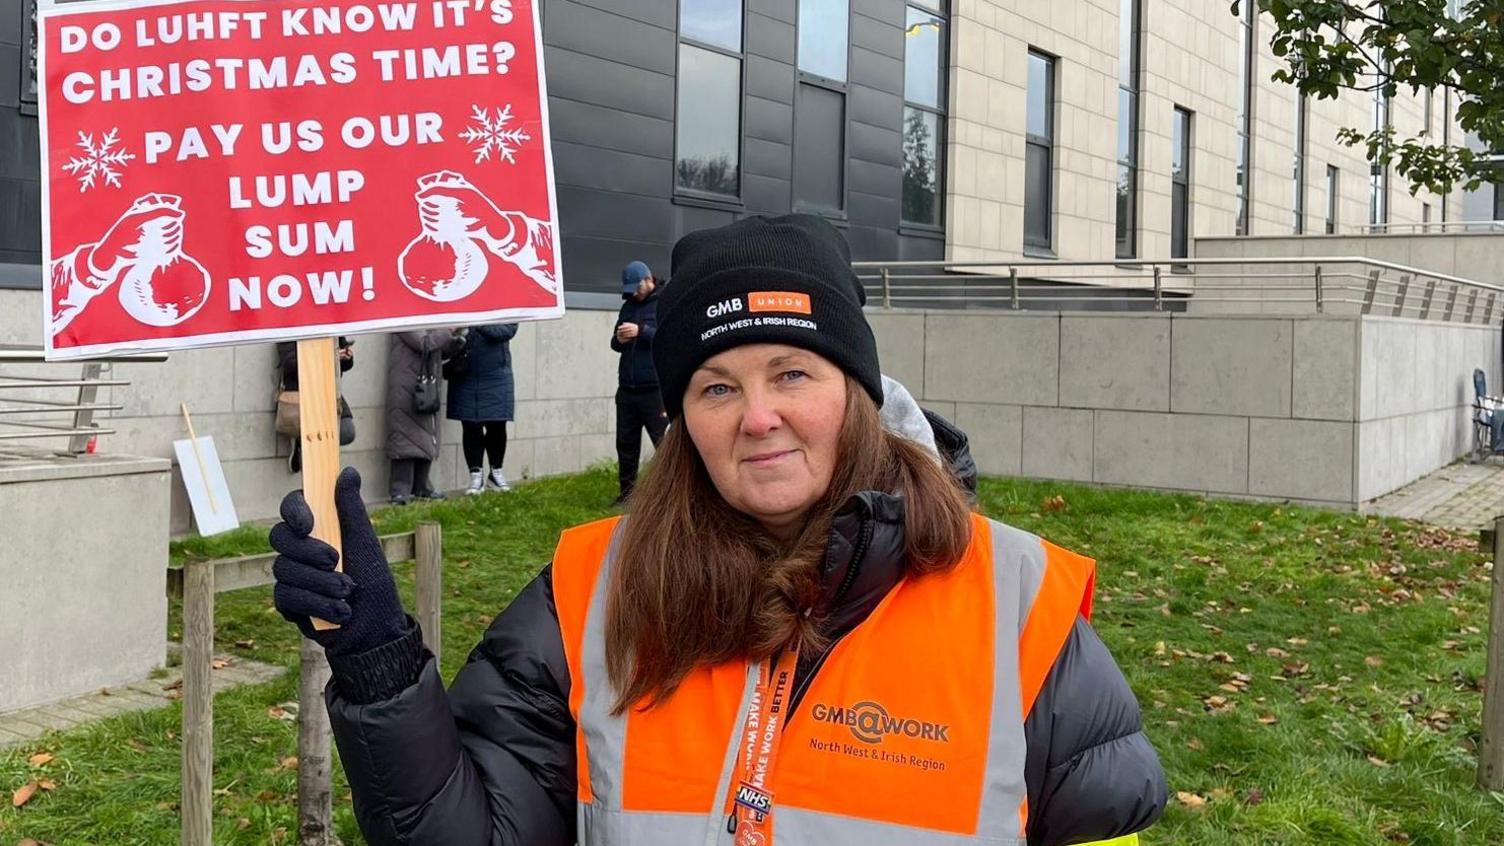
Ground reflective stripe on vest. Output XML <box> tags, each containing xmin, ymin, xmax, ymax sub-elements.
<box><xmin>551</xmin><ymin>513</ymin><xmax>1096</xmax><ymax>845</ymax></box>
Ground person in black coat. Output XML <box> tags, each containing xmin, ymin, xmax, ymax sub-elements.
<box><xmin>611</xmin><ymin>261</ymin><xmax>667</xmax><ymax>504</ymax></box>
<box><xmin>385</xmin><ymin>329</ymin><xmax>463</xmax><ymax>503</ymax></box>
<box><xmin>446</xmin><ymin>323</ymin><xmax>519</xmax><ymax>494</ymax></box>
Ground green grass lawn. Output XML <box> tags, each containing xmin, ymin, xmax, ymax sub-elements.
<box><xmin>3</xmin><ymin>466</ymin><xmax>1502</xmax><ymax>844</ymax></box>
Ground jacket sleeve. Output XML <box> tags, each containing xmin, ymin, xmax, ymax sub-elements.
<box><xmin>636</xmin><ymin>301</ymin><xmax>657</xmax><ymax>345</ymax></box>
<box><xmin>325</xmin><ymin>568</ymin><xmax>576</xmax><ymax>846</ymax></box>
<box><xmin>1022</xmin><ymin>617</ymin><xmax>1167</xmax><ymax>846</ymax></box>
<box><xmin>476</xmin><ymin>323</ymin><xmax>519</xmax><ymax>343</ymax></box>
<box><xmin>610</xmin><ymin>304</ymin><xmax>629</xmax><ymax>353</ymax></box>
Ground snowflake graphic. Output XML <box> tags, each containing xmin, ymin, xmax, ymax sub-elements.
<box><xmin>459</xmin><ymin>105</ymin><xmax>532</xmax><ymax>165</ymax></box>
<box><xmin>61</xmin><ymin>128</ymin><xmax>135</xmax><ymax>193</ymax></box>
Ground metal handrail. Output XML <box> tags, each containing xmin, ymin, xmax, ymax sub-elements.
<box><xmin>1354</xmin><ymin>221</ymin><xmax>1504</xmax><ymax>235</ymax></box>
<box><xmin>0</xmin><ymin>346</ymin><xmax>167</xmax><ymax>454</ymax></box>
<box><xmin>852</xmin><ymin>256</ymin><xmax>1504</xmax><ymax>324</ymax></box>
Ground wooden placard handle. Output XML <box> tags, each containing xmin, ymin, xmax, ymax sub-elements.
<box><xmin>298</xmin><ymin>337</ymin><xmax>343</xmax><ymax>631</ymax></box>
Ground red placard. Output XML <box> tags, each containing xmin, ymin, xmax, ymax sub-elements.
<box><xmin>39</xmin><ymin>0</ymin><xmax>562</xmax><ymax>360</ymax></box>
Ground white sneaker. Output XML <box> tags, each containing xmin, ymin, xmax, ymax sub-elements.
<box><xmin>489</xmin><ymin>469</ymin><xmax>512</xmax><ymax>492</ymax></box>
<box><xmin>466</xmin><ymin>471</ymin><xmax>484</xmax><ymax>496</ymax></box>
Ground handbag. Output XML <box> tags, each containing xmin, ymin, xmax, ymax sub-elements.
<box><xmin>414</xmin><ymin>346</ymin><xmax>442</xmax><ymax>414</ymax></box>
<box><xmin>338</xmin><ymin>396</ymin><xmax>356</xmax><ymax>445</ymax></box>
<box><xmin>275</xmin><ymin>390</ymin><xmax>300</xmax><ymax>437</ymax></box>
<box><xmin>443</xmin><ymin>336</ymin><xmax>469</xmax><ymax>381</ymax></box>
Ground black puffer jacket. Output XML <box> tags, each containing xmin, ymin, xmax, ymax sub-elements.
<box><xmin>610</xmin><ymin>289</ymin><xmax>660</xmax><ymax>388</ymax></box>
<box><xmin>325</xmin><ymin>419</ymin><xmax>1166</xmax><ymax>845</ymax></box>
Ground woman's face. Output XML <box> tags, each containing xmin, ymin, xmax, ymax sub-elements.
<box><xmin>683</xmin><ymin>344</ymin><xmax>848</xmax><ymax>539</ymax></box>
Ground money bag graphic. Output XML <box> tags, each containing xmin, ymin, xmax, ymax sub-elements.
<box><xmin>398</xmin><ymin>171</ymin><xmax>491</xmax><ymax>303</ymax></box>
<box><xmin>115</xmin><ymin>194</ymin><xmax>211</xmax><ymax>327</ymax></box>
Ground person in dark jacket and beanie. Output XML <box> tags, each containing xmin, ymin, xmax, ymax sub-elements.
<box><xmin>269</xmin><ymin>215</ymin><xmax>1166</xmax><ymax>846</ymax></box>
<box><xmin>447</xmin><ymin>323</ymin><xmax>519</xmax><ymax>494</ymax></box>
<box><xmin>611</xmin><ymin>260</ymin><xmax>667</xmax><ymax>504</ymax></box>
<box><xmin>385</xmin><ymin>328</ymin><xmax>462</xmax><ymax>503</ymax></box>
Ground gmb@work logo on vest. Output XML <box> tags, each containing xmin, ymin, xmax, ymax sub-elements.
<box><xmin>810</xmin><ymin>700</ymin><xmax>951</xmax><ymax>744</ymax></box>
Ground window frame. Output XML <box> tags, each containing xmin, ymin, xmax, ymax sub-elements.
<box><xmin>1115</xmin><ymin>0</ymin><xmax>1142</xmax><ymax>259</ymax></box>
<box><xmin>1293</xmin><ymin>92</ymin><xmax>1308</xmax><ymax>234</ymax></box>
<box><xmin>1023</xmin><ymin>50</ymin><xmax>1057</xmax><ymax>254</ymax></box>
<box><xmin>1171</xmin><ymin>106</ymin><xmax>1193</xmax><ymax>262</ymax></box>
<box><xmin>899</xmin><ymin>0</ymin><xmax>949</xmax><ymax>231</ymax></box>
<box><xmin>1325</xmin><ymin>165</ymin><xmax>1340</xmax><ymax>235</ymax></box>
<box><xmin>20</xmin><ymin>0</ymin><xmax>39</xmax><ymax>115</ymax></box>
<box><xmin>1235</xmin><ymin>0</ymin><xmax>1256</xmax><ymax>236</ymax></box>
<box><xmin>672</xmin><ymin>0</ymin><xmax>748</xmax><ymax>206</ymax></box>
<box><xmin>792</xmin><ymin>0</ymin><xmax>853</xmax><ymax>219</ymax></box>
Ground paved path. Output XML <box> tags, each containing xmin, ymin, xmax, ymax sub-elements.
<box><xmin>0</xmin><ymin>651</ymin><xmax>284</xmax><ymax>749</ymax></box>
<box><xmin>1365</xmin><ymin>459</ymin><xmax>1504</xmax><ymax>529</ymax></box>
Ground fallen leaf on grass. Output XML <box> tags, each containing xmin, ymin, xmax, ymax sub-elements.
<box><xmin>1266</xmin><ymin>647</ymin><xmax>1289</xmax><ymax>658</ymax></box>
<box><xmin>1187</xmin><ymin>737</ymin><xmax>1205</xmax><ymax>751</ymax></box>
<box><xmin>37</xmin><ymin>779</ymin><xmax>56</xmax><ymax>791</ymax></box>
<box><xmin>13</xmin><ymin>780</ymin><xmax>38</xmax><ymax>808</ymax></box>
<box><xmin>1367</xmin><ymin>755</ymin><xmax>1391</xmax><ymax>768</ymax></box>
<box><xmin>280</xmin><ymin>756</ymin><xmax>298</xmax><ymax>770</ymax></box>
<box><xmin>1175</xmin><ymin>791</ymin><xmax>1207</xmax><ymax>809</ymax></box>
<box><xmin>211</xmin><ymin>659</ymin><xmax>231</xmax><ymax>670</ymax></box>
<box><xmin>1282</xmin><ymin>662</ymin><xmax>1311</xmax><ymax>678</ymax></box>
<box><xmin>1244</xmin><ymin>788</ymin><xmax>1265</xmax><ymax>806</ymax></box>
<box><xmin>238</xmin><ymin>818</ymin><xmax>252</xmax><ymax>831</ymax></box>
<box><xmin>234</xmin><ymin>639</ymin><xmax>256</xmax><ymax>649</ymax></box>
<box><xmin>1256</xmin><ymin>714</ymin><xmax>1278</xmax><ymax>725</ymax></box>
<box><xmin>127</xmin><ymin>739</ymin><xmax>148</xmax><ymax>754</ymax></box>
<box><xmin>1365</xmin><ymin>656</ymin><xmax>1384</xmax><ymax>668</ymax></box>
<box><xmin>1042</xmin><ymin>495</ymin><xmax>1067</xmax><ymax>513</ymax></box>
<box><xmin>27</xmin><ymin>753</ymin><xmax>53</xmax><ymax>767</ymax></box>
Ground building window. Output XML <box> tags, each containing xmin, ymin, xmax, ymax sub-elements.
<box><xmin>1116</xmin><ymin>0</ymin><xmax>1141</xmax><ymax>258</ymax></box>
<box><xmin>1494</xmin><ymin>183</ymin><xmax>1504</xmax><ymax>222</ymax></box>
<box><xmin>1442</xmin><ymin>89</ymin><xmax>1452</xmax><ymax>222</ymax></box>
<box><xmin>1369</xmin><ymin>68</ymin><xmax>1390</xmax><ymax>227</ymax></box>
<box><xmin>1423</xmin><ymin>87</ymin><xmax>1434</xmax><ymax>137</ymax></box>
<box><xmin>1293</xmin><ymin>93</ymin><xmax>1308</xmax><ymax>233</ymax></box>
<box><xmin>675</xmin><ymin>0</ymin><xmax>744</xmax><ymax>198</ymax></box>
<box><xmin>794</xmin><ymin>0</ymin><xmax>850</xmax><ymax>214</ymax></box>
<box><xmin>902</xmin><ymin>2</ymin><xmax>946</xmax><ymax>227</ymax></box>
<box><xmin>1325</xmin><ymin>165</ymin><xmax>1340</xmax><ymax>234</ymax></box>
<box><xmin>798</xmin><ymin>0</ymin><xmax>849</xmax><ymax>83</ymax></box>
<box><xmin>1422</xmin><ymin>202</ymin><xmax>1432</xmax><ymax>231</ymax></box>
<box><xmin>1172</xmin><ymin>107</ymin><xmax>1192</xmax><ymax>260</ymax></box>
<box><xmin>1235</xmin><ymin>1</ymin><xmax>1255</xmax><ymax>235</ymax></box>
<box><xmin>795</xmin><ymin>84</ymin><xmax>846</xmax><ymax>213</ymax></box>
<box><xmin>20</xmin><ymin>0</ymin><xmax>39</xmax><ymax>113</ymax></box>
<box><xmin>1024</xmin><ymin>50</ymin><xmax>1055</xmax><ymax>252</ymax></box>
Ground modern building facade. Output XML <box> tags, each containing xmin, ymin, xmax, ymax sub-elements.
<box><xmin>0</xmin><ymin>0</ymin><xmax>1482</xmax><ymax>291</ymax></box>
<box><xmin>0</xmin><ymin>0</ymin><xmax>1497</xmax><ymax>532</ymax></box>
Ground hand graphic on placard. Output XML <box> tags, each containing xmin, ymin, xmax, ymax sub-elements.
<box><xmin>50</xmin><ymin>193</ymin><xmax>211</xmax><ymax>334</ymax></box>
<box><xmin>398</xmin><ymin>171</ymin><xmax>558</xmax><ymax>303</ymax></box>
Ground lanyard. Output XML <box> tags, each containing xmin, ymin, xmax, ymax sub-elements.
<box><xmin>724</xmin><ymin>643</ymin><xmax>801</xmax><ymax>846</ymax></box>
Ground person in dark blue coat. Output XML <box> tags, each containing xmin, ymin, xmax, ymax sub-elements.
<box><xmin>446</xmin><ymin>323</ymin><xmax>519</xmax><ymax>494</ymax></box>
<box><xmin>611</xmin><ymin>261</ymin><xmax>667</xmax><ymax>504</ymax></box>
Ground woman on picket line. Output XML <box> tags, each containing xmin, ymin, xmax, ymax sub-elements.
<box><xmin>270</xmin><ymin>215</ymin><xmax>1166</xmax><ymax>846</ymax></box>
<box><xmin>384</xmin><ymin>328</ymin><xmax>463</xmax><ymax>503</ymax></box>
<box><xmin>446</xmin><ymin>323</ymin><xmax>520</xmax><ymax>494</ymax></box>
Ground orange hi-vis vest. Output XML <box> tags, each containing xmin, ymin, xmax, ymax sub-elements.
<box><xmin>552</xmin><ymin>512</ymin><xmax>1096</xmax><ymax>845</ymax></box>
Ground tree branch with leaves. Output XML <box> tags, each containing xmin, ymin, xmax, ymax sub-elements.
<box><xmin>1239</xmin><ymin>0</ymin><xmax>1504</xmax><ymax>196</ymax></box>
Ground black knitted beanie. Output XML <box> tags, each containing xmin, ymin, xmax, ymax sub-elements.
<box><xmin>653</xmin><ymin>214</ymin><xmax>882</xmax><ymax>419</ymax></box>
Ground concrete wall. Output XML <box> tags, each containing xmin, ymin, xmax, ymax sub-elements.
<box><xmin>0</xmin><ymin>450</ymin><xmax>170</xmax><ymax>712</ymax></box>
<box><xmin>0</xmin><ymin>287</ymin><xmax>625</xmax><ymax>533</ymax></box>
<box><xmin>1197</xmin><ymin>232</ymin><xmax>1504</xmax><ymax>287</ymax></box>
<box><xmin>876</xmin><ymin>307</ymin><xmax>1497</xmax><ymax>507</ymax></box>
<box><xmin>1357</xmin><ymin>316</ymin><xmax>1501</xmax><ymax>501</ymax></box>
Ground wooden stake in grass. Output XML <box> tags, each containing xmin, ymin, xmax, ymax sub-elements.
<box><xmin>1480</xmin><ymin>514</ymin><xmax>1504</xmax><ymax>790</ymax></box>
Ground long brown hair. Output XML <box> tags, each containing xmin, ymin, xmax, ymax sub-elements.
<box><xmin>605</xmin><ymin>379</ymin><xmax>973</xmax><ymax>713</ymax></box>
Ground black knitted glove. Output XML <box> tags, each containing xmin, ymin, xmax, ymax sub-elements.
<box><xmin>270</xmin><ymin>467</ymin><xmax>409</xmax><ymax>657</ymax></box>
